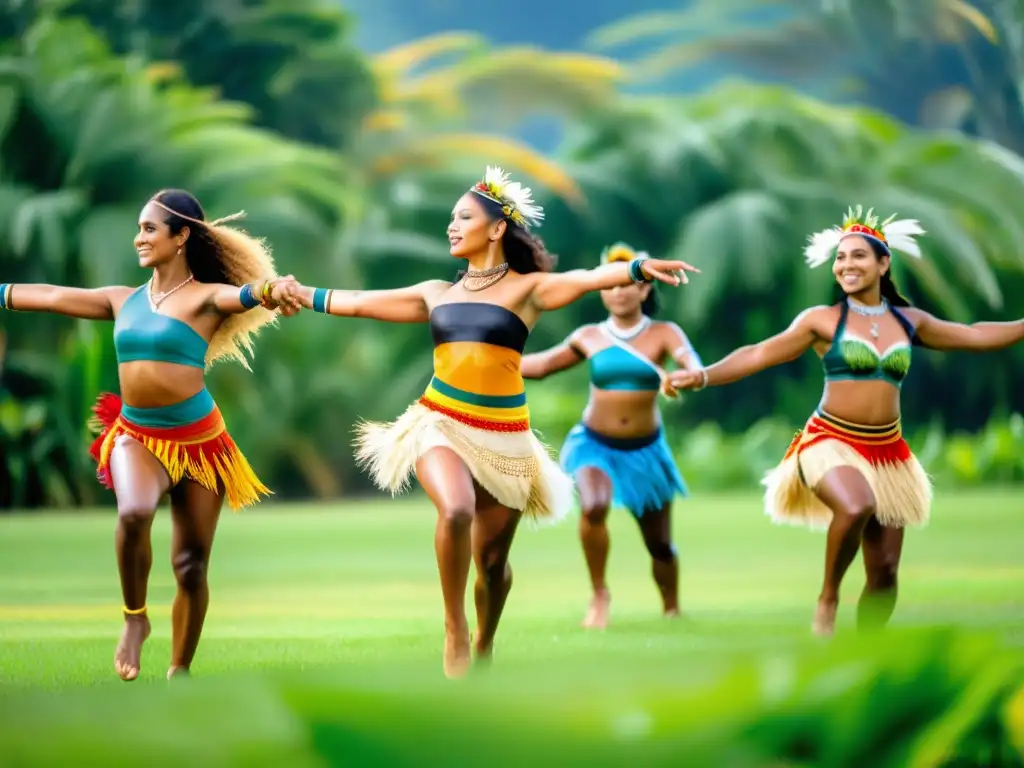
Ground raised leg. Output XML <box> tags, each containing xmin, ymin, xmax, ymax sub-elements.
<box><xmin>811</xmin><ymin>465</ymin><xmax>877</xmax><ymax>636</ymax></box>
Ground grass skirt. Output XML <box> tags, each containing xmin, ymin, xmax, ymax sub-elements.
<box><xmin>353</xmin><ymin>400</ymin><xmax>574</xmax><ymax>525</ymax></box>
<box><xmin>88</xmin><ymin>393</ymin><xmax>270</xmax><ymax>512</ymax></box>
<box><xmin>762</xmin><ymin>408</ymin><xmax>931</xmax><ymax>531</ymax></box>
<box><xmin>560</xmin><ymin>423</ymin><xmax>688</xmax><ymax>518</ymax></box>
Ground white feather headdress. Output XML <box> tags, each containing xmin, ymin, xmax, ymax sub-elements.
<box><xmin>803</xmin><ymin>205</ymin><xmax>925</xmax><ymax>268</ymax></box>
<box><xmin>470</xmin><ymin>166</ymin><xmax>544</xmax><ymax>229</ymax></box>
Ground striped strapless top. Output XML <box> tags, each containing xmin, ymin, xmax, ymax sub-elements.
<box><xmin>419</xmin><ymin>302</ymin><xmax>530</xmax><ymax>432</ymax></box>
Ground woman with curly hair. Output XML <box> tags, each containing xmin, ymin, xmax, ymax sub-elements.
<box><xmin>274</xmin><ymin>168</ymin><xmax>698</xmax><ymax>677</ymax></box>
<box><xmin>669</xmin><ymin>207</ymin><xmax>1024</xmax><ymax>636</ymax></box>
<box><xmin>0</xmin><ymin>189</ymin><xmax>298</xmax><ymax>681</ymax></box>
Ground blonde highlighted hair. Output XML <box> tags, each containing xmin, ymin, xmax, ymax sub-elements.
<box><xmin>150</xmin><ymin>190</ymin><xmax>278</xmax><ymax>370</ymax></box>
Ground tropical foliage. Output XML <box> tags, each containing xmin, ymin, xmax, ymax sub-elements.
<box><xmin>587</xmin><ymin>0</ymin><xmax>1024</xmax><ymax>151</ymax></box>
<box><xmin>2</xmin><ymin>0</ymin><xmax>1024</xmax><ymax>508</ymax></box>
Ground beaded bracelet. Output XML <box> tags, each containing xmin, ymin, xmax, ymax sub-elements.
<box><xmin>627</xmin><ymin>257</ymin><xmax>651</xmax><ymax>284</ymax></box>
<box><xmin>239</xmin><ymin>283</ymin><xmax>260</xmax><ymax>309</ymax></box>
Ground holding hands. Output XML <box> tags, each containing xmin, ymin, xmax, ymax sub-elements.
<box><xmin>266</xmin><ymin>275</ymin><xmax>304</xmax><ymax>316</ymax></box>
<box><xmin>667</xmin><ymin>368</ymin><xmax>708</xmax><ymax>392</ymax></box>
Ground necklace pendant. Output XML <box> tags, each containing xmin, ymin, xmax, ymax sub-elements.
<box><xmin>870</xmin><ymin>322</ymin><xmax>879</xmax><ymax>339</ymax></box>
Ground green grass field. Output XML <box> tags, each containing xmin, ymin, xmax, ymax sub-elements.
<box><xmin>1</xmin><ymin>488</ymin><xmax>1022</xmax><ymax>765</ymax></box>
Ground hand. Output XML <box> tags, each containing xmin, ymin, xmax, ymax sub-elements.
<box><xmin>269</xmin><ymin>276</ymin><xmax>302</xmax><ymax>316</ymax></box>
<box><xmin>668</xmin><ymin>368</ymin><xmax>708</xmax><ymax>391</ymax></box>
<box><xmin>660</xmin><ymin>376</ymin><xmax>679</xmax><ymax>399</ymax></box>
<box><xmin>640</xmin><ymin>258</ymin><xmax>700</xmax><ymax>286</ymax></box>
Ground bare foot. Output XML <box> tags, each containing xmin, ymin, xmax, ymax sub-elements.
<box><xmin>582</xmin><ymin>588</ymin><xmax>610</xmax><ymax>629</ymax></box>
<box><xmin>813</xmin><ymin>599</ymin><xmax>837</xmax><ymax>637</ymax></box>
<box><xmin>443</xmin><ymin>627</ymin><xmax>471</xmax><ymax>679</ymax></box>
<box><xmin>115</xmin><ymin>613</ymin><xmax>151</xmax><ymax>681</ymax></box>
<box><xmin>167</xmin><ymin>666</ymin><xmax>190</xmax><ymax>680</ymax></box>
<box><xmin>663</xmin><ymin>607</ymin><xmax>681</xmax><ymax>619</ymax></box>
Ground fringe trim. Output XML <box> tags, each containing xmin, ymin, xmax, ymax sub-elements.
<box><xmin>88</xmin><ymin>393</ymin><xmax>270</xmax><ymax>512</ymax></box>
<box><xmin>353</xmin><ymin>401</ymin><xmax>574</xmax><ymax>525</ymax></box>
<box><xmin>762</xmin><ymin>438</ymin><xmax>932</xmax><ymax>531</ymax></box>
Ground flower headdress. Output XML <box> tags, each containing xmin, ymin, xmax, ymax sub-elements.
<box><xmin>804</xmin><ymin>205</ymin><xmax>925</xmax><ymax>268</ymax></box>
<box><xmin>470</xmin><ymin>166</ymin><xmax>544</xmax><ymax>229</ymax></box>
<box><xmin>600</xmin><ymin>242</ymin><xmax>649</xmax><ymax>263</ymax></box>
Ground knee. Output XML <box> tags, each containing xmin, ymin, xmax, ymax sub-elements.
<box><xmin>841</xmin><ymin>499</ymin><xmax>876</xmax><ymax>521</ymax></box>
<box><xmin>868</xmin><ymin>560</ymin><xmax>899</xmax><ymax>591</ymax></box>
<box><xmin>581</xmin><ymin>503</ymin><xmax>609</xmax><ymax>526</ymax></box>
<box><xmin>644</xmin><ymin>537</ymin><xmax>677</xmax><ymax>563</ymax></box>
<box><xmin>173</xmin><ymin>548</ymin><xmax>208</xmax><ymax>593</ymax></box>
<box><xmin>439</xmin><ymin>501</ymin><xmax>474</xmax><ymax>530</ymax></box>
<box><xmin>481</xmin><ymin>557</ymin><xmax>512</xmax><ymax>587</ymax></box>
<box><xmin>116</xmin><ymin>501</ymin><xmax>156</xmax><ymax>529</ymax></box>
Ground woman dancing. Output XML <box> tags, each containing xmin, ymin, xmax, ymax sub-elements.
<box><xmin>670</xmin><ymin>206</ymin><xmax>1024</xmax><ymax>636</ymax></box>
<box><xmin>520</xmin><ymin>242</ymin><xmax>701</xmax><ymax>629</ymax></box>
<box><xmin>275</xmin><ymin>168</ymin><xmax>697</xmax><ymax>677</ymax></box>
<box><xmin>0</xmin><ymin>189</ymin><xmax>298</xmax><ymax>680</ymax></box>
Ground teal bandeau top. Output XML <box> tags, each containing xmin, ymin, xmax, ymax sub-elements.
<box><xmin>822</xmin><ymin>299</ymin><xmax>918</xmax><ymax>388</ymax></box>
<box><xmin>114</xmin><ymin>285</ymin><xmax>208</xmax><ymax>369</ymax></box>
<box><xmin>581</xmin><ymin>325</ymin><xmax>663</xmax><ymax>392</ymax></box>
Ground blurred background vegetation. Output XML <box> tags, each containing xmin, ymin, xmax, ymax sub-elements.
<box><xmin>2</xmin><ymin>0</ymin><xmax>1024</xmax><ymax>509</ymax></box>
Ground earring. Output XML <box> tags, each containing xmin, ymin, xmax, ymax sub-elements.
<box><xmin>177</xmin><ymin>247</ymin><xmax>182</xmax><ymax>255</ymax></box>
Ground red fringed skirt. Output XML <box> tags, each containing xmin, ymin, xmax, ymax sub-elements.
<box><xmin>88</xmin><ymin>393</ymin><xmax>270</xmax><ymax>511</ymax></box>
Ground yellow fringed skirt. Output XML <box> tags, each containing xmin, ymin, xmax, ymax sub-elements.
<box><xmin>762</xmin><ymin>408</ymin><xmax>932</xmax><ymax>530</ymax></box>
<box><xmin>88</xmin><ymin>392</ymin><xmax>270</xmax><ymax>512</ymax></box>
<box><xmin>353</xmin><ymin>398</ymin><xmax>575</xmax><ymax>525</ymax></box>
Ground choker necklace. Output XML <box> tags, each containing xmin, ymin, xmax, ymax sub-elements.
<box><xmin>847</xmin><ymin>297</ymin><xmax>888</xmax><ymax>339</ymax></box>
<box><xmin>460</xmin><ymin>262</ymin><xmax>509</xmax><ymax>292</ymax></box>
<box><xmin>603</xmin><ymin>315</ymin><xmax>651</xmax><ymax>341</ymax></box>
<box><xmin>148</xmin><ymin>274</ymin><xmax>194</xmax><ymax>310</ymax></box>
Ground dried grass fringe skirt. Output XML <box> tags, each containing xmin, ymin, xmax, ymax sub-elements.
<box><xmin>762</xmin><ymin>408</ymin><xmax>932</xmax><ymax>531</ymax></box>
<box><xmin>353</xmin><ymin>401</ymin><xmax>575</xmax><ymax>525</ymax></box>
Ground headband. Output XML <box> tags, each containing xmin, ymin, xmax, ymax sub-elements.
<box><xmin>470</xmin><ymin>166</ymin><xmax>544</xmax><ymax>229</ymax></box>
<box><xmin>804</xmin><ymin>205</ymin><xmax>924</xmax><ymax>268</ymax></box>
<box><xmin>150</xmin><ymin>198</ymin><xmax>247</xmax><ymax>228</ymax></box>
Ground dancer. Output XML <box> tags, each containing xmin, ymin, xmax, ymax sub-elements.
<box><xmin>275</xmin><ymin>168</ymin><xmax>698</xmax><ymax>677</ymax></box>
<box><xmin>0</xmin><ymin>189</ymin><xmax>299</xmax><ymax>680</ymax></box>
<box><xmin>669</xmin><ymin>206</ymin><xmax>1024</xmax><ymax>635</ymax></box>
<box><xmin>520</xmin><ymin>242</ymin><xmax>700</xmax><ymax>629</ymax></box>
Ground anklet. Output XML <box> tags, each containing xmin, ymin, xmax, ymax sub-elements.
<box><xmin>123</xmin><ymin>605</ymin><xmax>147</xmax><ymax>615</ymax></box>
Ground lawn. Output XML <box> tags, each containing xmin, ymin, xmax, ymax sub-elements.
<box><xmin>0</xmin><ymin>488</ymin><xmax>1022</xmax><ymax>765</ymax></box>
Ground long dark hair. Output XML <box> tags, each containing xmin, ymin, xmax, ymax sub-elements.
<box><xmin>832</xmin><ymin>236</ymin><xmax>912</xmax><ymax>307</ymax></box>
<box><xmin>474</xmin><ymin>194</ymin><xmax>556</xmax><ymax>274</ymax></box>
<box><xmin>640</xmin><ymin>283</ymin><xmax>660</xmax><ymax>317</ymax></box>
<box><xmin>152</xmin><ymin>189</ymin><xmax>230</xmax><ymax>286</ymax></box>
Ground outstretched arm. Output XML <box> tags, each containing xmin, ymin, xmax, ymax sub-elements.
<box><xmin>521</xmin><ymin>333</ymin><xmax>585</xmax><ymax>379</ymax></box>
<box><xmin>662</xmin><ymin>322</ymin><xmax>702</xmax><ymax>370</ymax></box>
<box><xmin>208</xmin><ymin>277</ymin><xmax>301</xmax><ymax>316</ymax></box>
<box><xmin>911</xmin><ymin>310</ymin><xmax>1024</xmax><ymax>352</ymax></box>
<box><xmin>529</xmin><ymin>258</ymin><xmax>698</xmax><ymax>312</ymax></box>
<box><xmin>287</xmin><ymin>279</ymin><xmax>449</xmax><ymax>323</ymax></box>
<box><xmin>671</xmin><ymin>308</ymin><xmax>821</xmax><ymax>389</ymax></box>
<box><xmin>0</xmin><ymin>283</ymin><xmax>132</xmax><ymax>320</ymax></box>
